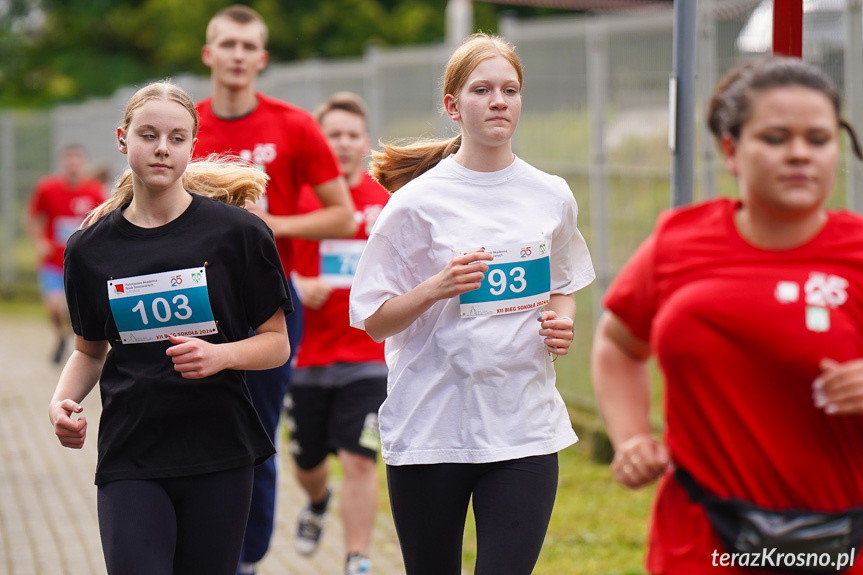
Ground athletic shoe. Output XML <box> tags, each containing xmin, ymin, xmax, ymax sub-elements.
<box><xmin>295</xmin><ymin>497</ymin><xmax>328</xmax><ymax>556</ymax></box>
<box><xmin>345</xmin><ymin>553</ymin><xmax>372</xmax><ymax>575</ymax></box>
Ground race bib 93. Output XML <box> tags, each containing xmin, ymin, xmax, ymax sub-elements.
<box><xmin>458</xmin><ymin>240</ymin><xmax>551</xmax><ymax>318</ymax></box>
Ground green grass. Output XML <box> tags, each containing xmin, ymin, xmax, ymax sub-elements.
<box><xmin>355</xmin><ymin>439</ymin><xmax>655</xmax><ymax>574</ymax></box>
<box><xmin>312</xmin><ymin>417</ymin><xmax>655</xmax><ymax>574</ymax></box>
<box><xmin>0</xmin><ymin>298</ymin><xmax>43</xmax><ymax>317</ymax></box>
<box><xmin>460</xmin><ymin>442</ymin><xmax>655</xmax><ymax>575</ymax></box>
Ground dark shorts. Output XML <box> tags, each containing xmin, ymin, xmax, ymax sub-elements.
<box><xmin>286</xmin><ymin>377</ymin><xmax>387</xmax><ymax>470</ymax></box>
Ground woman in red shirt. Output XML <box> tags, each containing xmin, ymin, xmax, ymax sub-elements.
<box><xmin>593</xmin><ymin>57</ymin><xmax>863</xmax><ymax>574</ymax></box>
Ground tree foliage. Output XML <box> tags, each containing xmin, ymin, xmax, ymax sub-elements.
<box><xmin>0</xmin><ymin>0</ymin><xmax>572</xmax><ymax>108</ymax></box>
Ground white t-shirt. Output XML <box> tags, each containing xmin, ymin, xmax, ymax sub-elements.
<box><xmin>349</xmin><ymin>155</ymin><xmax>595</xmax><ymax>465</ymax></box>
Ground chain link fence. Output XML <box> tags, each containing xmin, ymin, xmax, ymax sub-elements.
<box><xmin>3</xmin><ymin>0</ymin><xmax>857</xmax><ymax>408</ymax></box>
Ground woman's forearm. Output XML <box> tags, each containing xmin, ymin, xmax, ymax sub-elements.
<box><xmin>363</xmin><ymin>282</ymin><xmax>439</xmax><ymax>343</ymax></box>
<box><xmin>224</xmin><ymin>310</ymin><xmax>290</xmax><ymax>371</ymax></box>
<box><xmin>49</xmin><ymin>337</ymin><xmax>108</xmax><ymax>412</ymax></box>
<box><xmin>591</xmin><ymin>312</ymin><xmax>654</xmax><ymax>448</ymax></box>
<box><xmin>546</xmin><ymin>293</ymin><xmax>576</xmax><ymax>320</ymax></box>
<box><xmin>363</xmin><ymin>250</ymin><xmax>493</xmax><ymax>343</ymax></box>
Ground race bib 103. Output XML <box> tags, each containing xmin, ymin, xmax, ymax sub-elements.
<box><xmin>458</xmin><ymin>240</ymin><xmax>551</xmax><ymax>317</ymax></box>
<box><xmin>107</xmin><ymin>267</ymin><xmax>218</xmax><ymax>344</ymax></box>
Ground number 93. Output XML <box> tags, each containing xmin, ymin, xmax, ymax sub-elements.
<box><xmin>488</xmin><ymin>266</ymin><xmax>527</xmax><ymax>296</ymax></box>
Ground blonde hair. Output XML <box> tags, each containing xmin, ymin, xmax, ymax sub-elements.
<box><xmin>83</xmin><ymin>81</ymin><xmax>268</xmax><ymax>226</ymax></box>
<box><xmin>206</xmin><ymin>4</ymin><xmax>268</xmax><ymax>45</ymax></box>
<box><xmin>370</xmin><ymin>33</ymin><xmax>523</xmax><ymax>193</ymax></box>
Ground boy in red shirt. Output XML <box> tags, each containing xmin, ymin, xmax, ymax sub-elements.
<box><xmin>194</xmin><ymin>6</ymin><xmax>356</xmax><ymax>575</ymax></box>
<box><xmin>26</xmin><ymin>143</ymin><xmax>105</xmax><ymax>363</ymax></box>
<box><xmin>289</xmin><ymin>92</ymin><xmax>390</xmax><ymax>575</ymax></box>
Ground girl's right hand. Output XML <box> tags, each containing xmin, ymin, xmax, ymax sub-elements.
<box><xmin>294</xmin><ymin>276</ymin><xmax>333</xmax><ymax>310</ymax></box>
<box><xmin>49</xmin><ymin>399</ymin><xmax>87</xmax><ymax>449</ymax></box>
<box><xmin>430</xmin><ymin>250</ymin><xmax>493</xmax><ymax>300</ymax></box>
<box><xmin>611</xmin><ymin>433</ymin><xmax>670</xmax><ymax>489</ymax></box>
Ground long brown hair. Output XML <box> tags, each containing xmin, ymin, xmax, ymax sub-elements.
<box><xmin>370</xmin><ymin>33</ymin><xmax>523</xmax><ymax>193</ymax></box>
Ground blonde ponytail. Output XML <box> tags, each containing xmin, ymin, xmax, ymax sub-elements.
<box><xmin>82</xmin><ymin>155</ymin><xmax>268</xmax><ymax>227</ymax></box>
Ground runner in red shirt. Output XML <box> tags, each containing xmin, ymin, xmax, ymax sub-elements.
<box><xmin>26</xmin><ymin>143</ymin><xmax>106</xmax><ymax>363</ymax></box>
<box><xmin>593</xmin><ymin>57</ymin><xmax>863</xmax><ymax>574</ymax></box>
<box><xmin>194</xmin><ymin>7</ymin><xmax>355</xmax><ymax>575</ymax></box>
<box><xmin>287</xmin><ymin>92</ymin><xmax>389</xmax><ymax>575</ymax></box>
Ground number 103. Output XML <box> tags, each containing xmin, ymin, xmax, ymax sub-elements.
<box><xmin>131</xmin><ymin>295</ymin><xmax>193</xmax><ymax>325</ymax></box>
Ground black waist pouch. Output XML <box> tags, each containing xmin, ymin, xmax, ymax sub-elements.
<box><xmin>674</xmin><ymin>466</ymin><xmax>863</xmax><ymax>573</ymax></box>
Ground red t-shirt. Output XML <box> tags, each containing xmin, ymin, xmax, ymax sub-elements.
<box><xmin>605</xmin><ymin>198</ymin><xmax>863</xmax><ymax>575</ymax></box>
<box><xmin>28</xmin><ymin>176</ymin><xmax>105</xmax><ymax>269</ymax></box>
<box><xmin>292</xmin><ymin>173</ymin><xmax>388</xmax><ymax>367</ymax></box>
<box><xmin>195</xmin><ymin>93</ymin><xmax>341</xmax><ymax>271</ymax></box>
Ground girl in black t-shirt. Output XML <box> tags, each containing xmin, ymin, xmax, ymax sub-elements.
<box><xmin>48</xmin><ymin>80</ymin><xmax>292</xmax><ymax>575</ymax></box>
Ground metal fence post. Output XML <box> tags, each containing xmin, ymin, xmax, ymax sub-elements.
<box><xmin>364</xmin><ymin>44</ymin><xmax>383</xmax><ymax>149</ymax></box>
<box><xmin>587</xmin><ymin>18</ymin><xmax>609</xmax><ymax>326</ymax></box>
<box><xmin>671</xmin><ymin>0</ymin><xmax>698</xmax><ymax>207</ymax></box>
<box><xmin>500</xmin><ymin>12</ymin><xmax>518</xmax><ymax>153</ymax></box>
<box><xmin>698</xmin><ymin>0</ymin><xmax>718</xmax><ymax>200</ymax></box>
<box><xmin>845</xmin><ymin>0</ymin><xmax>863</xmax><ymax>212</ymax></box>
<box><xmin>446</xmin><ymin>0</ymin><xmax>473</xmax><ymax>49</ymax></box>
<box><xmin>1</xmin><ymin>113</ymin><xmax>16</xmax><ymax>286</ymax></box>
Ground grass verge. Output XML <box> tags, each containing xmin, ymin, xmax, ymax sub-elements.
<box><xmin>458</xmin><ymin>441</ymin><xmax>655</xmax><ymax>575</ymax></box>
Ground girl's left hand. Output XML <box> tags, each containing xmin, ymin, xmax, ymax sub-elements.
<box><xmin>166</xmin><ymin>335</ymin><xmax>226</xmax><ymax>379</ymax></box>
<box><xmin>537</xmin><ymin>311</ymin><xmax>573</xmax><ymax>358</ymax></box>
<box><xmin>814</xmin><ymin>358</ymin><xmax>863</xmax><ymax>415</ymax></box>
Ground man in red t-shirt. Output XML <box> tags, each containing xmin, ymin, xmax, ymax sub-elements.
<box><xmin>288</xmin><ymin>92</ymin><xmax>389</xmax><ymax>575</ymax></box>
<box><xmin>26</xmin><ymin>144</ymin><xmax>106</xmax><ymax>363</ymax></box>
<box><xmin>194</xmin><ymin>6</ymin><xmax>356</xmax><ymax>575</ymax></box>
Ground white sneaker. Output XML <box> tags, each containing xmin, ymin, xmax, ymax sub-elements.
<box><xmin>295</xmin><ymin>505</ymin><xmax>326</xmax><ymax>556</ymax></box>
<box><xmin>346</xmin><ymin>554</ymin><xmax>371</xmax><ymax>575</ymax></box>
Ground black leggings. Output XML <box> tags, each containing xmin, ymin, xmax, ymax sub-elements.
<box><xmin>97</xmin><ymin>465</ymin><xmax>254</xmax><ymax>575</ymax></box>
<box><xmin>386</xmin><ymin>453</ymin><xmax>559</xmax><ymax>575</ymax></box>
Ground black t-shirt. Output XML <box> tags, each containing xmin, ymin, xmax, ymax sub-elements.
<box><xmin>64</xmin><ymin>194</ymin><xmax>292</xmax><ymax>484</ymax></box>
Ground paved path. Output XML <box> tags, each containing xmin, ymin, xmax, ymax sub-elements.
<box><xmin>0</xmin><ymin>316</ymin><xmax>405</xmax><ymax>575</ymax></box>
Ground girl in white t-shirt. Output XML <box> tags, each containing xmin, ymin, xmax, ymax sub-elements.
<box><xmin>349</xmin><ymin>33</ymin><xmax>594</xmax><ymax>575</ymax></box>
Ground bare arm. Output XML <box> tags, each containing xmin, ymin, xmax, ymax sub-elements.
<box><xmin>166</xmin><ymin>308</ymin><xmax>290</xmax><ymax>379</ymax></box>
<box><xmin>363</xmin><ymin>250</ymin><xmax>493</xmax><ymax>343</ymax></box>
<box><xmin>24</xmin><ymin>211</ymin><xmax>52</xmax><ymax>259</ymax></box>
<box><xmin>48</xmin><ymin>336</ymin><xmax>109</xmax><ymax>449</ymax></box>
<box><xmin>592</xmin><ymin>311</ymin><xmax>669</xmax><ymax>489</ymax></box>
<box><xmin>246</xmin><ymin>176</ymin><xmax>357</xmax><ymax>240</ymax></box>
